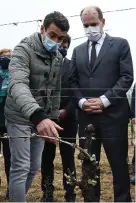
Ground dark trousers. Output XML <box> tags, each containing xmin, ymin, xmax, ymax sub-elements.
<box><xmin>78</xmin><ymin>111</ymin><xmax>131</xmax><ymax>202</ymax></box>
<box><xmin>0</xmin><ymin>126</ymin><xmax>11</xmax><ymax>186</ymax></box>
<box><xmin>41</xmin><ymin>119</ymin><xmax>77</xmax><ymax>196</ymax></box>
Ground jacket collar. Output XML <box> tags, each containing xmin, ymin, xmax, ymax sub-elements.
<box><xmin>26</xmin><ymin>32</ymin><xmax>61</xmax><ymax>60</ymax></box>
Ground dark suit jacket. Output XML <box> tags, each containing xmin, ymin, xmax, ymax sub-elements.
<box><xmin>131</xmin><ymin>84</ymin><xmax>135</xmax><ymax>118</ymax></box>
<box><xmin>60</xmin><ymin>58</ymin><xmax>77</xmax><ymax>121</ymax></box>
<box><xmin>69</xmin><ymin>34</ymin><xmax>133</xmax><ymax>123</ymax></box>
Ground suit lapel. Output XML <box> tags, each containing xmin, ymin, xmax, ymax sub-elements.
<box><xmin>92</xmin><ymin>34</ymin><xmax>113</xmax><ymax>72</ymax></box>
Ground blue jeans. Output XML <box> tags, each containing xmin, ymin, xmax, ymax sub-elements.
<box><xmin>6</xmin><ymin>121</ymin><xmax>45</xmax><ymax>202</ymax></box>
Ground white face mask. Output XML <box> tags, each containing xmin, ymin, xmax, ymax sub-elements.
<box><xmin>84</xmin><ymin>26</ymin><xmax>102</xmax><ymax>42</ymax></box>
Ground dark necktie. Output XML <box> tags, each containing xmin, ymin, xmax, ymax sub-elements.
<box><xmin>90</xmin><ymin>42</ymin><xmax>97</xmax><ymax>70</ymax></box>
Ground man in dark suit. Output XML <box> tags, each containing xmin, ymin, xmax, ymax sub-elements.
<box><xmin>69</xmin><ymin>6</ymin><xmax>133</xmax><ymax>202</ymax></box>
<box><xmin>130</xmin><ymin>84</ymin><xmax>135</xmax><ymax>185</ymax></box>
<box><xmin>41</xmin><ymin>34</ymin><xmax>77</xmax><ymax>202</ymax></box>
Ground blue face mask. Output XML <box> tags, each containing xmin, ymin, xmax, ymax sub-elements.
<box><xmin>58</xmin><ymin>47</ymin><xmax>68</xmax><ymax>58</ymax></box>
<box><xmin>42</xmin><ymin>36</ymin><xmax>61</xmax><ymax>52</ymax></box>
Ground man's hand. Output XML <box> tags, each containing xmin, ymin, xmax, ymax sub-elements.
<box><xmin>132</xmin><ymin>118</ymin><xmax>136</xmax><ymax>124</ymax></box>
<box><xmin>59</xmin><ymin>109</ymin><xmax>67</xmax><ymax>120</ymax></box>
<box><xmin>88</xmin><ymin>98</ymin><xmax>104</xmax><ymax>109</ymax></box>
<box><xmin>36</xmin><ymin>119</ymin><xmax>63</xmax><ymax>144</ymax></box>
<box><xmin>82</xmin><ymin>99</ymin><xmax>103</xmax><ymax>113</ymax></box>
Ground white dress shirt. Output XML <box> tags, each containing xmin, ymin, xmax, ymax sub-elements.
<box><xmin>78</xmin><ymin>33</ymin><xmax>111</xmax><ymax>109</ymax></box>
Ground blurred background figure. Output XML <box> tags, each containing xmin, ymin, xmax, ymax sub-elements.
<box><xmin>0</xmin><ymin>48</ymin><xmax>12</xmax><ymax>199</ymax></box>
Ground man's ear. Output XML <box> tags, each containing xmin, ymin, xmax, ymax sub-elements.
<box><xmin>102</xmin><ymin>18</ymin><xmax>105</xmax><ymax>27</ymax></box>
<box><xmin>40</xmin><ymin>25</ymin><xmax>45</xmax><ymax>34</ymax></box>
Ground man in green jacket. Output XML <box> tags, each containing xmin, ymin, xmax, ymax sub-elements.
<box><xmin>4</xmin><ymin>11</ymin><xmax>69</xmax><ymax>202</ymax></box>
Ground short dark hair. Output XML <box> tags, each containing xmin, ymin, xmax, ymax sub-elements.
<box><xmin>80</xmin><ymin>6</ymin><xmax>103</xmax><ymax>21</ymax></box>
<box><xmin>62</xmin><ymin>34</ymin><xmax>71</xmax><ymax>48</ymax></box>
<box><xmin>43</xmin><ymin>11</ymin><xmax>70</xmax><ymax>32</ymax></box>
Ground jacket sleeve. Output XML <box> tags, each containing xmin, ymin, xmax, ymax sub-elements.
<box><xmin>8</xmin><ymin>44</ymin><xmax>47</xmax><ymax>121</ymax></box>
<box><xmin>131</xmin><ymin>84</ymin><xmax>135</xmax><ymax>118</ymax></box>
<box><xmin>50</xmin><ymin>69</ymin><xmax>61</xmax><ymax>120</ymax></box>
<box><xmin>104</xmin><ymin>39</ymin><xmax>134</xmax><ymax>105</ymax></box>
<box><xmin>69</xmin><ymin>48</ymin><xmax>83</xmax><ymax>107</ymax></box>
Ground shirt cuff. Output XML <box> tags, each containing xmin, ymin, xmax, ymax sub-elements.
<box><xmin>100</xmin><ymin>95</ymin><xmax>111</xmax><ymax>108</ymax></box>
<box><xmin>29</xmin><ymin>109</ymin><xmax>47</xmax><ymax>126</ymax></box>
<box><xmin>78</xmin><ymin>98</ymin><xmax>87</xmax><ymax>109</ymax></box>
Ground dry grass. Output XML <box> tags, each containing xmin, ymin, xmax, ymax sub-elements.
<box><xmin>0</xmin><ymin>135</ymin><xmax>135</xmax><ymax>202</ymax></box>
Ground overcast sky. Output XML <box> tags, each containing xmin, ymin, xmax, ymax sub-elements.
<box><xmin>0</xmin><ymin>0</ymin><xmax>136</xmax><ymax>81</ymax></box>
